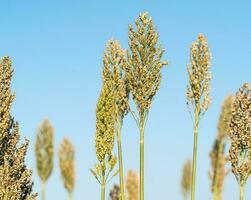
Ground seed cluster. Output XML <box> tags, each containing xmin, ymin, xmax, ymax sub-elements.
<box><xmin>181</xmin><ymin>159</ymin><xmax>191</xmax><ymax>199</ymax></box>
<box><xmin>123</xmin><ymin>12</ymin><xmax>168</xmax><ymax>113</ymax></box>
<box><xmin>59</xmin><ymin>138</ymin><xmax>75</xmax><ymax>194</ymax></box>
<box><xmin>228</xmin><ymin>83</ymin><xmax>251</xmax><ymax>184</ymax></box>
<box><xmin>35</xmin><ymin>118</ymin><xmax>54</xmax><ymax>183</ymax></box>
<box><xmin>126</xmin><ymin>170</ymin><xmax>139</xmax><ymax>200</ymax></box>
<box><xmin>103</xmin><ymin>39</ymin><xmax>129</xmax><ymax>119</ymax></box>
<box><xmin>0</xmin><ymin>57</ymin><xmax>36</xmax><ymax>200</ymax></box>
<box><xmin>186</xmin><ymin>34</ymin><xmax>212</xmax><ymax>116</ymax></box>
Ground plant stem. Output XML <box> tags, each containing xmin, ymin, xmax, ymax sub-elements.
<box><xmin>191</xmin><ymin>109</ymin><xmax>199</xmax><ymax>200</ymax></box>
<box><xmin>101</xmin><ymin>183</ymin><xmax>106</xmax><ymax>200</ymax></box>
<box><xmin>139</xmin><ymin>113</ymin><xmax>145</xmax><ymax>200</ymax></box>
<box><xmin>116</xmin><ymin>119</ymin><xmax>125</xmax><ymax>200</ymax></box>
<box><xmin>41</xmin><ymin>181</ymin><xmax>46</xmax><ymax>200</ymax></box>
<box><xmin>68</xmin><ymin>192</ymin><xmax>73</xmax><ymax>200</ymax></box>
<box><xmin>240</xmin><ymin>182</ymin><xmax>244</xmax><ymax>200</ymax></box>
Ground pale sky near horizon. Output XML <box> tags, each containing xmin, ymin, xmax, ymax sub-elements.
<box><xmin>1</xmin><ymin>1</ymin><xmax>251</xmax><ymax>199</ymax></box>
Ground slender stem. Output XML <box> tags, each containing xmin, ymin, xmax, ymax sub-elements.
<box><xmin>240</xmin><ymin>182</ymin><xmax>244</xmax><ymax>200</ymax></box>
<box><xmin>191</xmin><ymin>109</ymin><xmax>199</xmax><ymax>200</ymax></box>
<box><xmin>41</xmin><ymin>181</ymin><xmax>46</xmax><ymax>200</ymax></box>
<box><xmin>139</xmin><ymin>113</ymin><xmax>145</xmax><ymax>200</ymax></box>
<box><xmin>101</xmin><ymin>183</ymin><xmax>106</xmax><ymax>200</ymax></box>
<box><xmin>68</xmin><ymin>192</ymin><xmax>73</xmax><ymax>200</ymax></box>
<box><xmin>116</xmin><ymin>119</ymin><xmax>125</xmax><ymax>200</ymax></box>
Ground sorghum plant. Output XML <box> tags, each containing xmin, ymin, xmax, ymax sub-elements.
<box><xmin>123</xmin><ymin>12</ymin><xmax>168</xmax><ymax>200</ymax></box>
<box><xmin>103</xmin><ymin>39</ymin><xmax>129</xmax><ymax>200</ymax></box>
<box><xmin>228</xmin><ymin>83</ymin><xmax>251</xmax><ymax>200</ymax></box>
<box><xmin>91</xmin><ymin>81</ymin><xmax>118</xmax><ymax>200</ymax></box>
<box><xmin>126</xmin><ymin>170</ymin><xmax>139</xmax><ymax>200</ymax></box>
<box><xmin>186</xmin><ymin>34</ymin><xmax>212</xmax><ymax>200</ymax></box>
<box><xmin>109</xmin><ymin>185</ymin><xmax>120</xmax><ymax>200</ymax></box>
<box><xmin>59</xmin><ymin>138</ymin><xmax>75</xmax><ymax>200</ymax></box>
<box><xmin>0</xmin><ymin>56</ymin><xmax>37</xmax><ymax>200</ymax></box>
<box><xmin>209</xmin><ymin>95</ymin><xmax>233</xmax><ymax>200</ymax></box>
<box><xmin>181</xmin><ymin>159</ymin><xmax>192</xmax><ymax>200</ymax></box>
<box><xmin>35</xmin><ymin>119</ymin><xmax>54</xmax><ymax>200</ymax></box>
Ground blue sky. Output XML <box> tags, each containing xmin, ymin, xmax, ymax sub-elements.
<box><xmin>1</xmin><ymin>1</ymin><xmax>251</xmax><ymax>199</ymax></box>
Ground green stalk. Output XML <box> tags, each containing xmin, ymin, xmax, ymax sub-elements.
<box><xmin>101</xmin><ymin>182</ymin><xmax>106</xmax><ymax>200</ymax></box>
<box><xmin>240</xmin><ymin>181</ymin><xmax>244</xmax><ymax>200</ymax></box>
<box><xmin>191</xmin><ymin>108</ymin><xmax>199</xmax><ymax>200</ymax></box>
<box><xmin>68</xmin><ymin>192</ymin><xmax>73</xmax><ymax>200</ymax></box>
<box><xmin>41</xmin><ymin>181</ymin><xmax>46</xmax><ymax>200</ymax></box>
<box><xmin>139</xmin><ymin>113</ymin><xmax>146</xmax><ymax>200</ymax></box>
<box><xmin>116</xmin><ymin>118</ymin><xmax>125</xmax><ymax>200</ymax></box>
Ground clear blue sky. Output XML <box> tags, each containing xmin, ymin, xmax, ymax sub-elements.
<box><xmin>1</xmin><ymin>1</ymin><xmax>251</xmax><ymax>199</ymax></box>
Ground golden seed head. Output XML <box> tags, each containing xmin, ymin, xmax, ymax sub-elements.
<box><xmin>35</xmin><ymin>118</ymin><xmax>54</xmax><ymax>183</ymax></box>
<box><xmin>103</xmin><ymin>39</ymin><xmax>129</xmax><ymax>119</ymax></box>
<box><xmin>124</xmin><ymin>12</ymin><xmax>168</xmax><ymax>113</ymax></box>
<box><xmin>59</xmin><ymin>138</ymin><xmax>75</xmax><ymax>194</ymax></box>
<box><xmin>217</xmin><ymin>95</ymin><xmax>234</xmax><ymax>140</ymax></box>
<box><xmin>109</xmin><ymin>184</ymin><xmax>120</xmax><ymax>200</ymax></box>
<box><xmin>186</xmin><ymin>34</ymin><xmax>212</xmax><ymax>115</ymax></box>
<box><xmin>0</xmin><ymin>56</ymin><xmax>37</xmax><ymax>199</ymax></box>
<box><xmin>181</xmin><ymin>159</ymin><xmax>192</xmax><ymax>199</ymax></box>
<box><xmin>228</xmin><ymin>83</ymin><xmax>251</xmax><ymax>184</ymax></box>
<box><xmin>126</xmin><ymin>170</ymin><xmax>139</xmax><ymax>200</ymax></box>
<box><xmin>95</xmin><ymin>80</ymin><xmax>116</xmax><ymax>163</ymax></box>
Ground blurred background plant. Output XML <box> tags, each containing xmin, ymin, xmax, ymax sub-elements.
<box><xmin>126</xmin><ymin>170</ymin><xmax>139</xmax><ymax>200</ymax></box>
<box><xmin>181</xmin><ymin>159</ymin><xmax>191</xmax><ymax>200</ymax></box>
<box><xmin>59</xmin><ymin>138</ymin><xmax>76</xmax><ymax>200</ymax></box>
<box><xmin>209</xmin><ymin>95</ymin><xmax>233</xmax><ymax>200</ymax></box>
<box><xmin>109</xmin><ymin>184</ymin><xmax>120</xmax><ymax>200</ymax></box>
<box><xmin>35</xmin><ymin>118</ymin><xmax>54</xmax><ymax>200</ymax></box>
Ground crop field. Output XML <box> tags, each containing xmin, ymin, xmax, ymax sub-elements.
<box><xmin>0</xmin><ymin>1</ymin><xmax>251</xmax><ymax>200</ymax></box>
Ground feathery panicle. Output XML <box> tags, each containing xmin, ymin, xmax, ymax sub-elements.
<box><xmin>59</xmin><ymin>138</ymin><xmax>75</xmax><ymax>198</ymax></box>
<box><xmin>0</xmin><ymin>56</ymin><xmax>37</xmax><ymax>199</ymax></box>
<box><xmin>209</xmin><ymin>95</ymin><xmax>233</xmax><ymax>199</ymax></box>
<box><xmin>35</xmin><ymin>119</ymin><xmax>54</xmax><ymax>183</ymax></box>
<box><xmin>109</xmin><ymin>185</ymin><xmax>120</xmax><ymax>200</ymax></box>
<box><xmin>228</xmin><ymin>83</ymin><xmax>251</xmax><ymax>185</ymax></box>
<box><xmin>103</xmin><ymin>39</ymin><xmax>129</xmax><ymax>119</ymax></box>
<box><xmin>186</xmin><ymin>34</ymin><xmax>212</xmax><ymax>200</ymax></box>
<box><xmin>126</xmin><ymin>170</ymin><xmax>139</xmax><ymax>200</ymax></box>
<box><xmin>124</xmin><ymin>12</ymin><xmax>168</xmax><ymax>200</ymax></box>
<box><xmin>123</xmin><ymin>12</ymin><xmax>168</xmax><ymax>113</ymax></box>
<box><xmin>181</xmin><ymin>160</ymin><xmax>192</xmax><ymax>200</ymax></box>
<box><xmin>91</xmin><ymin>80</ymin><xmax>118</xmax><ymax>200</ymax></box>
<box><xmin>103</xmin><ymin>39</ymin><xmax>129</xmax><ymax>200</ymax></box>
<box><xmin>187</xmin><ymin>34</ymin><xmax>212</xmax><ymax>117</ymax></box>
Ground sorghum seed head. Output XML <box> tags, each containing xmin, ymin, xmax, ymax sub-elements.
<box><xmin>95</xmin><ymin>80</ymin><xmax>116</xmax><ymax>163</ymax></box>
<box><xmin>59</xmin><ymin>138</ymin><xmax>75</xmax><ymax>194</ymax></box>
<box><xmin>228</xmin><ymin>83</ymin><xmax>251</xmax><ymax>184</ymax></box>
<box><xmin>103</xmin><ymin>39</ymin><xmax>130</xmax><ymax>119</ymax></box>
<box><xmin>181</xmin><ymin>159</ymin><xmax>192</xmax><ymax>199</ymax></box>
<box><xmin>126</xmin><ymin>170</ymin><xmax>139</xmax><ymax>200</ymax></box>
<box><xmin>35</xmin><ymin>118</ymin><xmax>54</xmax><ymax>183</ymax></box>
<box><xmin>123</xmin><ymin>12</ymin><xmax>168</xmax><ymax>113</ymax></box>
<box><xmin>0</xmin><ymin>56</ymin><xmax>37</xmax><ymax>199</ymax></box>
<box><xmin>186</xmin><ymin>34</ymin><xmax>212</xmax><ymax>115</ymax></box>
